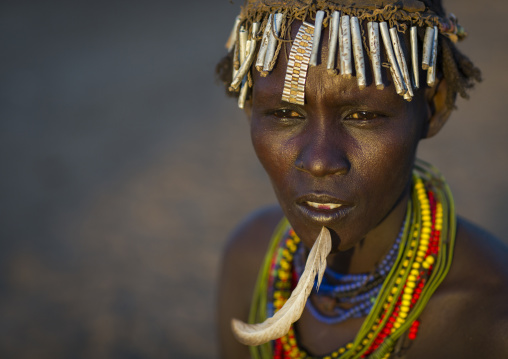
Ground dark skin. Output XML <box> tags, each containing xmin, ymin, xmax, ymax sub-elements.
<box><xmin>218</xmin><ymin>22</ymin><xmax>508</xmax><ymax>359</ymax></box>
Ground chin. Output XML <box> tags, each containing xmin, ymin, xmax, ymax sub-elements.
<box><xmin>284</xmin><ymin>206</ymin><xmax>364</xmax><ymax>252</ymax></box>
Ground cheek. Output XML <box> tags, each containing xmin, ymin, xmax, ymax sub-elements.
<box><xmin>359</xmin><ymin>124</ymin><xmax>420</xmax><ymax>204</ymax></box>
<box><xmin>251</xmin><ymin>122</ymin><xmax>294</xmax><ymax>180</ymax></box>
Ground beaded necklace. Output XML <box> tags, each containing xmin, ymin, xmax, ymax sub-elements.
<box><xmin>248</xmin><ymin>161</ymin><xmax>456</xmax><ymax>359</ymax></box>
<box><xmin>294</xmin><ymin>224</ymin><xmax>403</xmax><ymax>324</ymax></box>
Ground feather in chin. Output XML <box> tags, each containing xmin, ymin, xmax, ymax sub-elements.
<box><xmin>231</xmin><ymin>227</ymin><xmax>332</xmax><ymax>346</ymax></box>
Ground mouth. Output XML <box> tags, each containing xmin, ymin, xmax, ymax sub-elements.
<box><xmin>296</xmin><ymin>194</ymin><xmax>353</xmax><ymax>223</ymax></box>
<box><xmin>305</xmin><ymin>201</ymin><xmax>343</xmax><ymax>210</ymax></box>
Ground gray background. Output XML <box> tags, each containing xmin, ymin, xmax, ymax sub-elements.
<box><xmin>1</xmin><ymin>1</ymin><xmax>506</xmax><ymax>358</ymax></box>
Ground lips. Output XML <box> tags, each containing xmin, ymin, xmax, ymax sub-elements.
<box><xmin>295</xmin><ymin>193</ymin><xmax>353</xmax><ymax>223</ymax></box>
<box><xmin>306</xmin><ymin>201</ymin><xmax>342</xmax><ymax>210</ymax></box>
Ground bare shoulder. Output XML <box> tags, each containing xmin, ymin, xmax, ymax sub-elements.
<box><xmin>453</xmin><ymin>217</ymin><xmax>508</xmax><ymax>350</ymax></box>
<box><xmin>217</xmin><ymin>205</ymin><xmax>284</xmax><ymax>359</ymax></box>
<box><xmin>449</xmin><ymin>216</ymin><xmax>508</xmax><ymax>294</ymax></box>
<box><xmin>221</xmin><ymin>204</ymin><xmax>285</xmax><ymax>304</ymax></box>
<box><xmin>412</xmin><ymin>217</ymin><xmax>508</xmax><ymax>358</ymax></box>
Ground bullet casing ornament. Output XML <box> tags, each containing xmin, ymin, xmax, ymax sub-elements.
<box><xmin>340</xmin><ymin>15</ymin><xmax>353</xmax><ymax>78</ymax></box>
<box><xmin>427</xmin><ymin>25</ymin><xmax>439</xmax><ymax>87</ymax></box>
<box><xmin>390</xmin><ymin>27</ymin><xmax>414</xmax><ymax>98</ymax></box>
<box><xmin>368</xmin><ymin>21</ymin><xmax>384</xmax><ymax>90</ymax></box>
<box><xmin>422</xmin><ymin>26</ymin><xmax>435</xmax><ymax>70</ymax></box>
<box><xmin>410</xmin><ymin>26</ymin><xmax>420</xmax><ymax>89</ymax></box>
<box><xmin>309</xmin><ymin>10</ymin><xmax>325</xmax><ymax>67</ymax></box>
<box><xmin>255</xmin><ymin>14</ymin><xmax>272</xmax><ymax>72</ymax></box>
<box><xmin>327</xmin><ymin>11</ymin><xmax>341</xmax><ymax>74</ymax></box>
<box><xmin>263</xmin><ymin>13</ymin><xmax>283</xmax><ymax>75</ymax></box>
<box><xmin>351</xmin><ymin>16</ymin><xmax>367</xmax><ymax>90</ymax></box>
<box><xmin>380</xmin><ymin>22</ymin><xmax>406</xmax><ymax>95</ymax></box>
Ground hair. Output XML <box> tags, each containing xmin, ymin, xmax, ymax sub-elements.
<box><xmin>215</xmin><ymin>0</ymin><xmax>481</xmax><ymax>113</ymax></box>
<box><xmin>421</xmin><ymin>0</ymin><xmax>482</xmax><ymax>111</ymax></box>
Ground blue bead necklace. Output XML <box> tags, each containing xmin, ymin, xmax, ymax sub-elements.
<box><xmin>293</xmin><ymin>223</ymin><xmax>404</xmax><ymax>324</ymax></box>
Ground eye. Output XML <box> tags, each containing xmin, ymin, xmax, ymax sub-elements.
<box><xmin>346</xmin><ymin>111</ymin><xmax>379</xmax><ymax>120</ymax></box>
<box><xmin>271</xmin><ymin>109</ymin><xmax>305</xmax><ymax>119</ymax></box>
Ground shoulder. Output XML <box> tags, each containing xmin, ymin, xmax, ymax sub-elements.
<box><xmin>220</xmin><ymin>204</ymin><xmax>284</xmax><ymax>305</ymax></box>
<box><xmin>224</xmin><ymin>204</ymin><xmax>285</xmax><ymax>270</ymax></box>
<box><xmin>221</xmin><ymin>204</ymin><xmax>285</xmax><ymax>299</ymax></box>
<box><xmin>217</xmin><ymin>205</ymin><xmax>284</xmax><ymax>358</ymax></box>
<box><xmin>450</xmin><ymin>216</ymin><xmax>508</xmax><ymax>292</ymax></box>
<box><xmin>452</xmin><ymin>218</ymin><xmax>508</xmax><ymax>351</ymax></box>
<box><xmin>414</xmin><ymin>217</ymin><xmax>508</xmax><ymax>357</ymax></box>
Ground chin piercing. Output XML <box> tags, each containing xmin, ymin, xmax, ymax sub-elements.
<box><xmin>327</xmin><ymin>11</ymin><xmax>340</xmax><ymax>74</ymax></box>
<box><xmin>368</xmin><ymin>21</ymin><xmax>384</xmax><ymax>90</ymax></box>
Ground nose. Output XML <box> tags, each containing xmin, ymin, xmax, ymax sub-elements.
<box><xmin>295</xmin><ymin>127</ymin><xmax>350</xmax><ymax>177</ymax></box>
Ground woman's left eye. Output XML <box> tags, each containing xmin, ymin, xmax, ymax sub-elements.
<box><xmin>346</xmin><ymin>111</ymin><xmax>379</xmax><ymax>120</ymax></box>
<box><xmin>272</xmin><ymin>109</ymin><xmax>305</xmax><ymax>119</ymax></box>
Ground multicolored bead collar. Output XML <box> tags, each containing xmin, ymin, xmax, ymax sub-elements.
<box><xmin>246</xmin><ymin>160</ymin><xmax>457</xmax><ymax>358</ymax></box>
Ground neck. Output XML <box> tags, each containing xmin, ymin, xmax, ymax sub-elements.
<box><xmin>326</xmin><ymin>191</ymin><xmax>410</xmax><ymax>275</ymax></box>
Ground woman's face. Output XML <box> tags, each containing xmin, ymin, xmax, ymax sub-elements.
<box><xmin>249</xmin><ymin>29</ymin><xmax>431</xmax><ymax>251</ymax></box>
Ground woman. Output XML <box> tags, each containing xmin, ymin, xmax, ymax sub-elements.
<box><xmin>216</xmin><ymin>0</ymin><xmax>508</xmax><ymax>358</ymax></box>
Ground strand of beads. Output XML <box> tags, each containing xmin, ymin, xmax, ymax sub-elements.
<box><xmin>292</xmin><ymin>224</ymin><xmax>403</xmax><ymax>325</ymax></box>
<box><xmin>270</xmin><ymin>228</ymin><xmax>353</xmax><ymax>359</ymax></box>
<box><xmin>349</xmin><ymin>176</ymin><xmax>437</xmax><ymax>358</ymax></box>
<box><xmin>350</xmin><ymin>175</ymin><xmax>448</xmax><ymax>359</ymax></box>
<box><xmin>270</xmin><ymin>229</ymin><xmax>299</xmax><ymax>318</ymax></box>
<box><xmin>271</xmin><ymin>229</ymin><xmax>306</xmax><ymax>358</ymax></box>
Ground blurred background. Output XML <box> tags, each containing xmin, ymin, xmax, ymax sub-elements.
<box><xmin>0</xmin><ymin>0</ymin><xmax>506</xmax><ymax>358</ymax></box>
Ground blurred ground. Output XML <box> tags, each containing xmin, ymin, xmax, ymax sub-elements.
<box><xmin>0</xmin><ymin>1</ymin><xmax>507</xmax><ymax>358</ymax></box>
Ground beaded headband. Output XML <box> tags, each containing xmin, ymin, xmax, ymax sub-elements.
<box><xmin>225</xmin><ymin>0</ymin><xmax>466</xmax><ymax>108</ymax></box>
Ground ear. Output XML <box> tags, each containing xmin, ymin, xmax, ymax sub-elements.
<box><xmin>424</xmin><ymin>77</ymin><xmax>452</xmax><ymax>138</ymax></box>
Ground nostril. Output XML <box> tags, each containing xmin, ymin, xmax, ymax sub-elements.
<box><xmin>294</xmin><ymin>126</ymin><xmax>351</xmax><ymax>177</ymax></box>
<box><xmin>295</xmin><ymin>149</ymin><xmax>350</xmax><ymax>177</ymax></box>
<box><xmin>295</xmin><ymin>158</ymin><xmax>305</xmax><ymax>170</ymax></box>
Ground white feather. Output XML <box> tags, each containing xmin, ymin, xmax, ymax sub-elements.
<box><xmin>231</xmin><ymin>226</ymin><xmax>332</xmax><ymax>346</ymax></box>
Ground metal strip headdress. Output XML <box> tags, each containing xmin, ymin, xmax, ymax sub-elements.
<box><xmin>225</xmin><ymin>0</ymin><xmax>467</xmax><ymax>108</ymax></box>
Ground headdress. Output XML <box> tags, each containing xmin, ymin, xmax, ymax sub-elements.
<box><xmin>223</xmin><ymin>0</ymin><xmax>467</xmax><ymax>108</ymax></box>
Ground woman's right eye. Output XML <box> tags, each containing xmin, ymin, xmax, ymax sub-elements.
<box><xmin>271</xmin><ymin>109</ymin><xmax>305</xmax><ymax>119</ymax></box>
